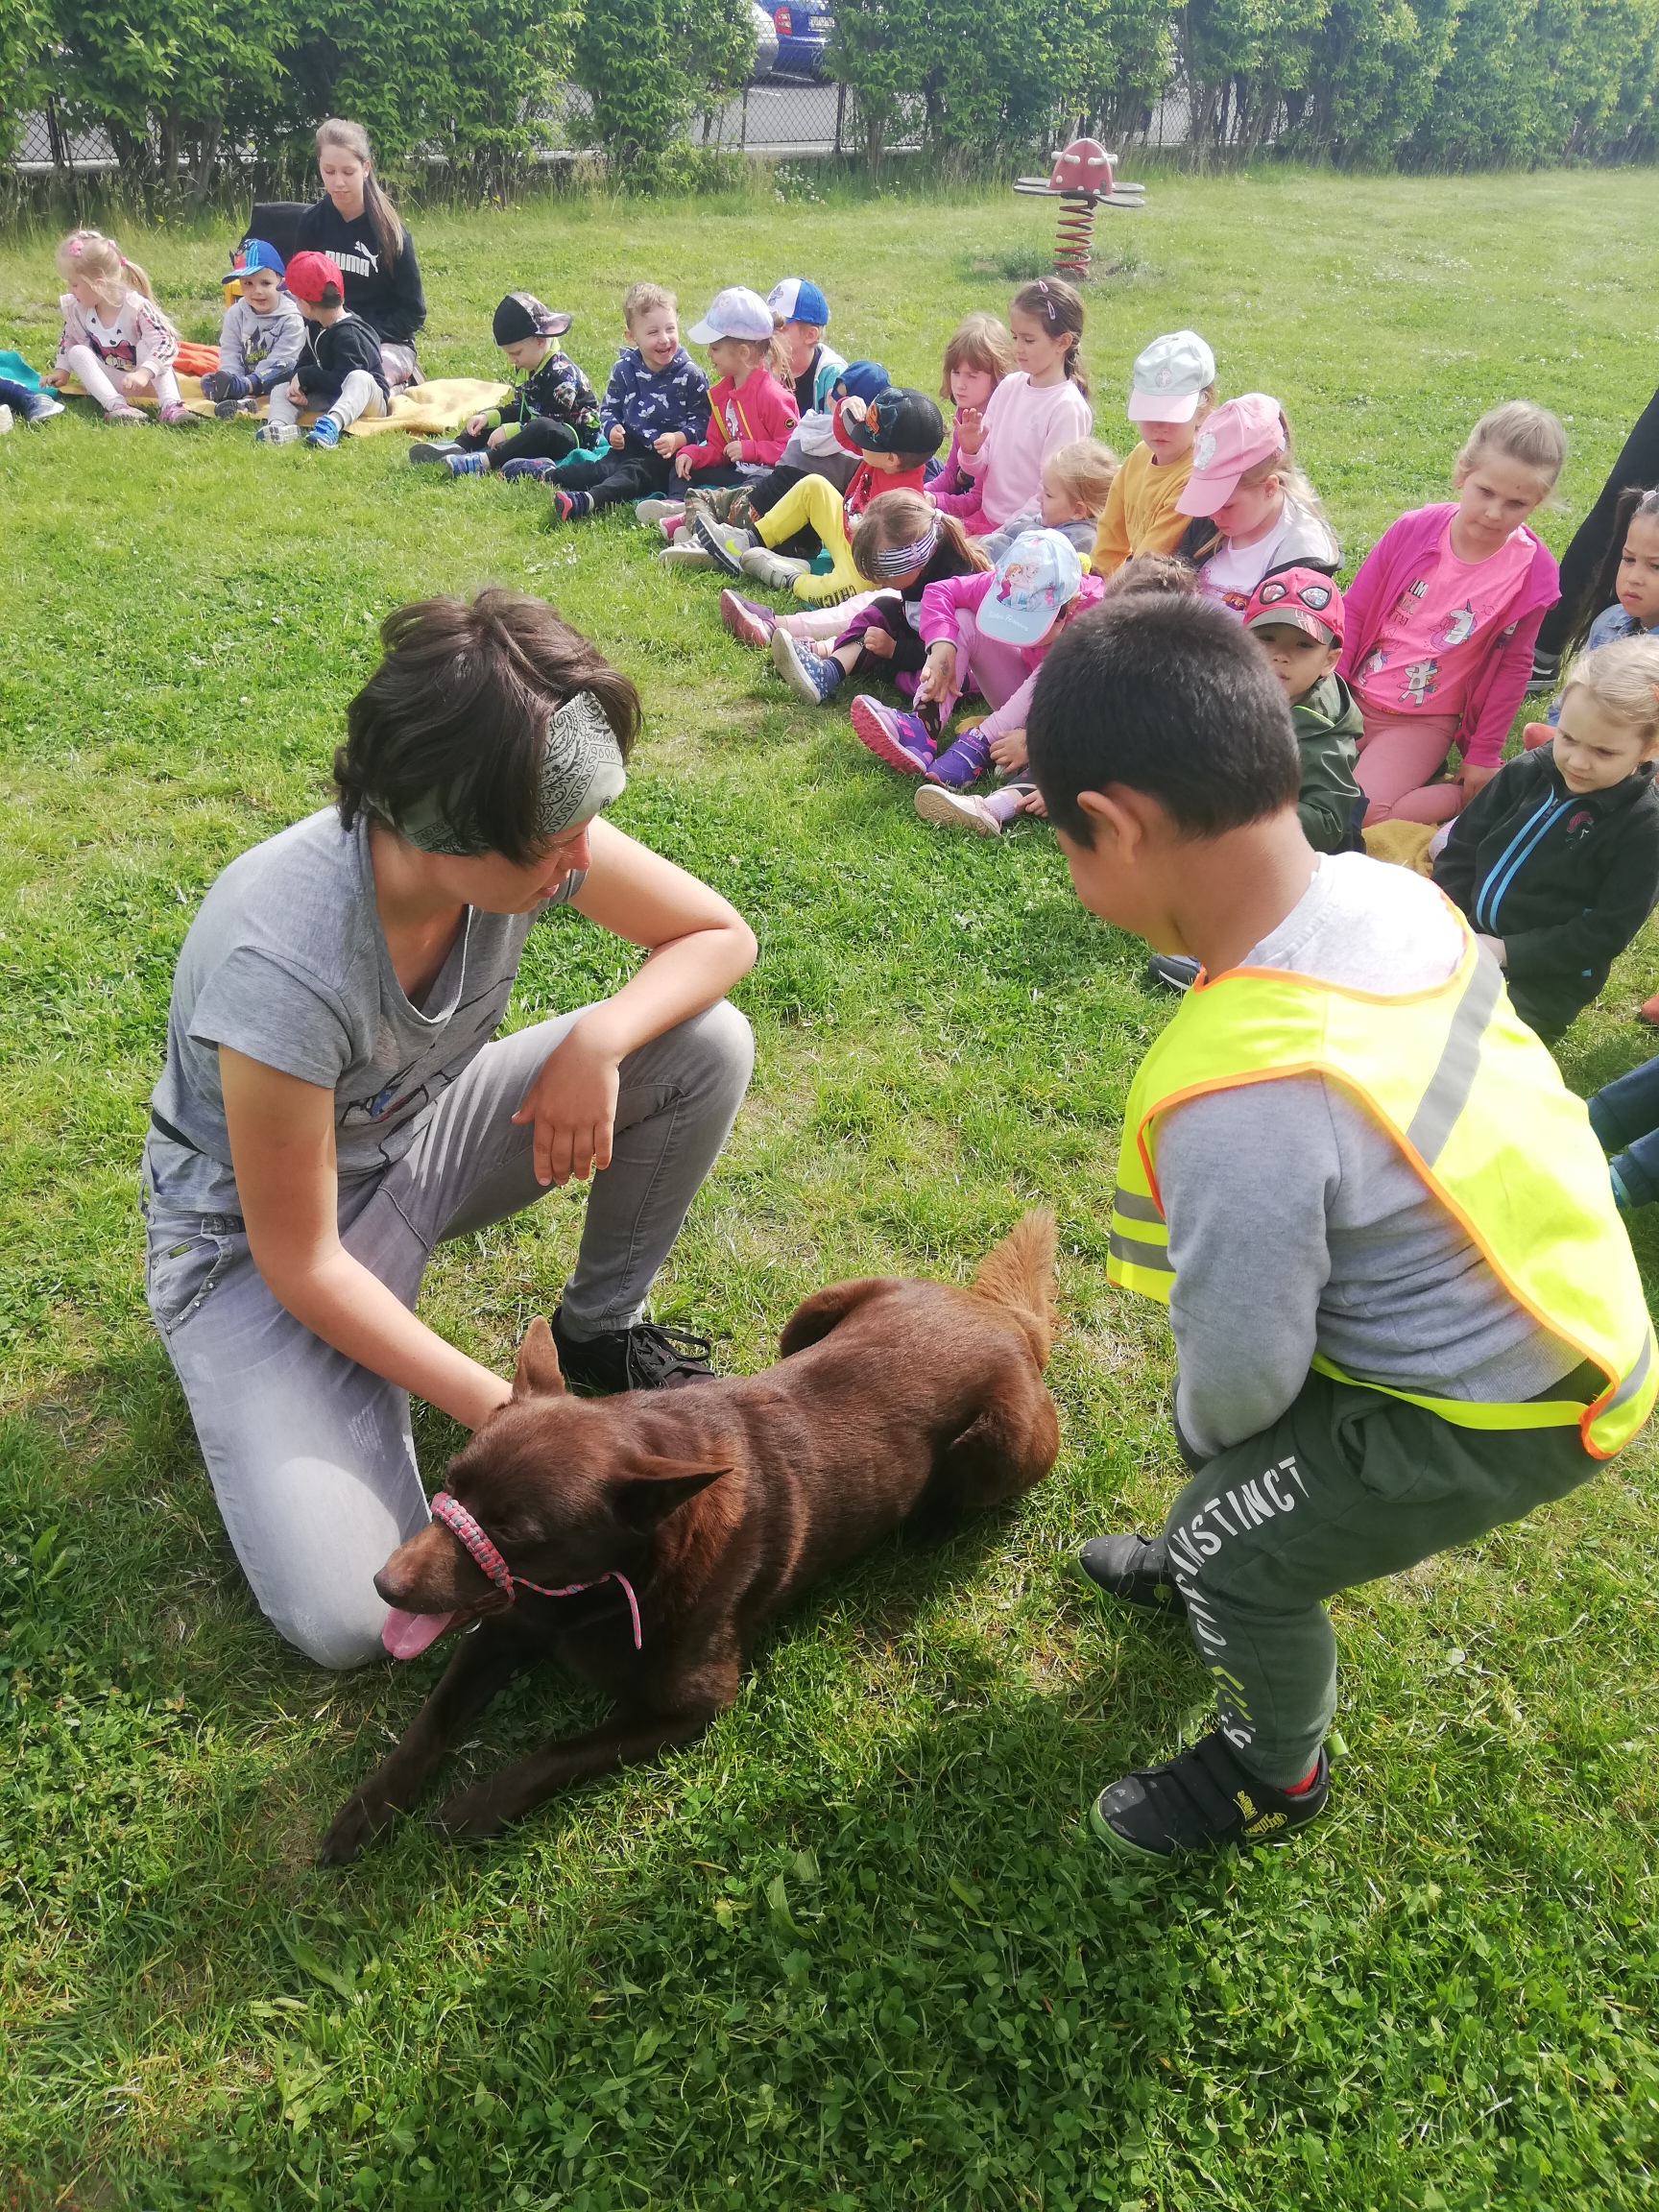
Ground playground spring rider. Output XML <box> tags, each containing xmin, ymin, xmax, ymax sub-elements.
<box><xmin>1014</xmin><ymin>138</ymin><xmax>1146</xmax><ymax>278</ymax></box>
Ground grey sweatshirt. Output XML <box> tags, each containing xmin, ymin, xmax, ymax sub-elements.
<box><xmin>216</xmin><ymin>296</ymin><xmax>305</xmax><ymax>393</ymax></box>
<box><xmin>1157</xmin><ymin>854</ymin><xmax>1581</xmax><ymax>1457</ymax></box>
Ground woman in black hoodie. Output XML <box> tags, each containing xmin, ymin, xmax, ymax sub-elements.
<box><xmin>295</xmin><ymin>119</ymin><xmax>426</xmax><ymax>393</ymax></box>
<box><xmin>1433</xmin><ymin>633</ymin><xmax>1659</xmax><ymax>1042</ymax></box>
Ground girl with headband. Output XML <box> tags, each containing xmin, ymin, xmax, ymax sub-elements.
<box><xmin>142</xmin><ymin>592</ymin><xmax>756</xmax><ymax>1671</ymax></box>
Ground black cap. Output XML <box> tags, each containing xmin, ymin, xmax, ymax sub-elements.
<box><xmin>844</xmin><ymin>386</ymin><xmax>944</xmax><ymax>460</ymax></box>
<box><xmin>492</xmin><ymin>292</ymin><xmax>573</xmax><ymax>346</ymax></box>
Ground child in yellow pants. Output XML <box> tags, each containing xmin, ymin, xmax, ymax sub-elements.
<box><xmin>693</xmin><ymin>385</ymin><xmax>945</xmax><ymax>605</ymax></box>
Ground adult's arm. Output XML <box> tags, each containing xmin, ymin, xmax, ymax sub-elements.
<box><xmin>387</xmin><ymin>229</ymin><xmax>426</xmax><ymax>341</ymax></box>
<box><xmin>517</xmin><ymin>819</ymin><xmax>757</xmax><ymax>1186</ymax></box>
<box><xmin>221</xmin><ymin>1049</ymin><xmax>515</xmax><ymax>1430</ymax></box>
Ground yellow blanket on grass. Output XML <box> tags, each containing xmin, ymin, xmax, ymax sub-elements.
<box><xmin>68</xmin><ymin>375</ymin><xmax>511</xmax><ymax>439</ymax></box>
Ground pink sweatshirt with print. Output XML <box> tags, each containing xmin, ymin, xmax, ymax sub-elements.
<box><xmin>918</xmin><ymin>565</ymin><xmax>1107</xmax><ymax>739</ymax></box>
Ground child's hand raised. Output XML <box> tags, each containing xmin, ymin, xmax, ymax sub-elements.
<box><xmin>989</xmin><ymin>729</ymin><xmax>1028</xmax><ymax>773</ymax></box>
<box><xmin>838</xmin><ymin>395</ymin><xmax>868</xmax><ymax>425</ymax></box>
<box><xmin>956</xmin><ymin>407</ymin><xmax>985</xmax><ymax>455</ymax></box>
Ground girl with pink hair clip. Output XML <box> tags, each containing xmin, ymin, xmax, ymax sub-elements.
<box><xmin>43</xmin><ymin>229</ymin><xmax>194</xmax><ymax>427</ymax></box>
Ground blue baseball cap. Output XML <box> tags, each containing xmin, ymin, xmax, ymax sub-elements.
<box><xmin>223</xmin><ymin>237</ymin><xmax>286</xmax><ymax>284</ymax></box>
<box><xmin>833</xmin><ymin>358</ymin><xmax>889</xmax><ymax>405</ymax></box>
<box><xmin>977</xmin><ymin>529</ymin><xmax>1085</xmax><ymax>647</ymax></box>
<box><xmin>767</xmin><ymin>276</ymin><xmax>830</xmax><ymax>327</ymax></box>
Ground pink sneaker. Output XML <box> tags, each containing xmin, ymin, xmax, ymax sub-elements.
<box><xmin>849</xmin><ymin>695</ymin><xmax>934</xmax><ymax>776</ymax></box>
<box><xmin>720</xmin><ymin>589</ymin><xmax>776</xmax><ymax>649</ymax></box>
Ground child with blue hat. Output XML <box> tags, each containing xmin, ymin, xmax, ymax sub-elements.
<box><xmin>202</xmin><ymin>240</ymin><xmax>305</xmax><ymax>419</ymax></box>
<box><xmin>767</xmin><ymin>276</ymin><xmax>846</xmax><ymax>418</ymax></box>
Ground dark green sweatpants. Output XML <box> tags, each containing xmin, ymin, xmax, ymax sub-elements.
<box><xmin>1162</xmin><ymin>1371</ymin><xmax>1598</xmax><ymax>1786</ymax></box>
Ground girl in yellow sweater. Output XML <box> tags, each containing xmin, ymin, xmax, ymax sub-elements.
<box><xmin>1091</xmin><ymin>328</ymin><xmax>1217</xmax><ymax>577</ymax></box>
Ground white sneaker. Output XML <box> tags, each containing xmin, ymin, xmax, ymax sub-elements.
<box><xmin>739</xmin><ymin>546</ymin><xmax>811</xmax><ymax>589</ymax></box>
<box><xmin>0</xmin><ymin>406</ymin><xmax>12</xmax><ymax>437</ymax></box>
<box><xmin>255</xmin><ymin>421</ymin><xmax>301</xmax><ymax>445</ymax></box>
<box><xmin>657</xmin><ymin>541</ymin><xmax>716</xmax><ymax>569</ymax></box>
<box><xmin>636</xmin><ymin>497</ymin><xmax>685</xmax><ymax>525</ymax></box>
<box><xmin>915</xmin><ymin>783</ymin><xmax>1001</xmax><ymax>836</ymax></box>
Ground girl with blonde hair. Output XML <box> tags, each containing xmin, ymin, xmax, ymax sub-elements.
<box><xmin>43</xmin><ymin>229</ymin><xmax>192</xmax><ymax>427</ymax></box>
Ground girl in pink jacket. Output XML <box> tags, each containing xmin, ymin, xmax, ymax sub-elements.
<box><xmin>931</xmin><ymin>280</ymin><xmax>1094</xmax><ymax>537</ymax></box>
<box><xmin>45</xmin><ymin>228</ymin><xmax>191</xmax><ymax>426</ymax></box>
<box><xmin>1338</xmin><ymin>401</ymin><xmax>1565</xmax><ymax>825</ymax></box>
<box><xmin>849</xmin><ymin>528</ymin><xmax>1104</xmax><ymax>803</ymax></box>
<box><xmin>672</xmin><ymin>287</ymin><xmax>799</xmax><ymax>486</ymax></box>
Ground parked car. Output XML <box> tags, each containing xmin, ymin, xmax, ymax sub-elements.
<box><xmin>750</xmin><ymin>0</ymin><xmax>780</xmax><ymax>76</ymax></box>
<box><xmin>767</xmin><ymin>2</ymin><xmax>833</xmax><ymax>76</ymax></box>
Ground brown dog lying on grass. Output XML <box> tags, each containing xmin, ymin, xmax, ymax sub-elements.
<box><xmin>319</xmin><ymin>1212</ymin><xmax>1060</xmax><ymax>1864</ymax></box>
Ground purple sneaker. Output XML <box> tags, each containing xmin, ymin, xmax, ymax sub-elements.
<box><xmin>500</xmin><ymin>456</ymin><xmax>558</xmax><ymax>482</ymax></box>
<box><xmin>849</xmin><ymin>695</ymin><xmax>935</xmax><ymax>776</ymax></box>
<box><xmin>926</xmin><ymin>728</ymin><xmax>995</xmax><ymax>787</ymax></box>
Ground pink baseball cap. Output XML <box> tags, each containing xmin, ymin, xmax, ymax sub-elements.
<box><xmin>1175</xmin><ymin>392</ymin><xmax>1287</xmax><ymax>517</ymax></box>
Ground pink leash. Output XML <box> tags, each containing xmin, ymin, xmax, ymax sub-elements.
<box><xmin>430</xmin><ymin>1490</ymin><xmax>643</xmax><ymax>1649</ymax></box>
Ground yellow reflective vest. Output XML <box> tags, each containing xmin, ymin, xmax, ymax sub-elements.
<box><xmin>1108</xmin><ymin>928</ymin><xmax>1656</xmax><ymax>1460</ymax></box>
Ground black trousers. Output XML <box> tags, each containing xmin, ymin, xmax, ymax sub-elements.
<box><xmin>455</xmin><ymin>417</ymin><xmax>581</xmax><ymax>469</ymax></box>
<box><xmin>548</xmin><ymin>449</ymin><xmax>674</xmax><ymax>507</ymax></box>
<box><xmin>1537</xmin><ymin>381</ymin><xmax>1659</xmax><ymax>654</ymax></box>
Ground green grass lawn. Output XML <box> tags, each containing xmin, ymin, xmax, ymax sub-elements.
<box><xmin>5</xmin><ymin>165</ymin><xmax>1659</xmax><ymax>2209</ymax></box>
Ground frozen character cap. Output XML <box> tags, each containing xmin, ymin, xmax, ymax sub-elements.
<box><xmin>284</xmin><ymin>250</ymin><xmax>347</xmax><ymax>305</ymax></box>
<box><xmin>833</xmin><ymin>359</ymin><xmax>890</xmax><ymax>405</ymax></box>
<box><xmin>222</xmin><ymin>237</ymin><xmax>287</xmax><ymax>285</ymax></box>
<box><xmin>493</xmin><ymin>292</ymin><xmax>573</xmax><ymax>346</ymax></box>
<box><xmin>1176</xmin><ymin>392</ymin><xmax>1288</xmax><ymax>517</ymax></box>
<box><xmin>767</xmin><ymin>277</ymin><xmax>830</xmax><ymax>327</ymax></box>
<box><xmin>1127</xmin><ymin>328</ymin><xmax>1216</xmax><ymax>424</ymax></box>
<box><xmin>842</xmin><ymin>386</ymin><xmax>945</xmax><ymax>459</ymax></box>
<box><xmin>1244</xmin><ymin>566</ymin><xmax>1346</xmax><ymax>648</ymax></box>
<box><xmin>373</xmin><ymin>692</ymin><xmax>627</xmax><ymax>857</ymax></box>
<box><xmin>687</xmin><ymin>286</ymin><xmax>777</xmax><ymax>345</ymax></box>
<box><xmin>977</xmin><ymin>529</ymin><xmax>1085</xmax><ymax>648</ymax></box>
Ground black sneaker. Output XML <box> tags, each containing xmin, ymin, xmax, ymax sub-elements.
<box><xmin>1076</xmin><ymin>1532</ymin><xmax>1187</xmax><ymax>1616</ymax></box>
<box><xmin>1146</xmin><ymin>953</ymin><xmax>1201</xmax><ymax>993</ymax></box>
<box><xmin>550</xmin><ymin>1308</ymin><xmax>717</xmax><ymax>1393</ymax></box>
<box><xmin>1528</xmin><ymin>646</ymin><xmax>1561</xmax><ymax>689</ymax></box>
<box><xmin>1091</xmin><ymin>1732</ymin><xmax>1330</xmax><ymax>1863</ymax></box>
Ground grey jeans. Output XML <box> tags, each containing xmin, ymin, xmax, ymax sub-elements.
<box><xmin>142</xmin><ymin>1001</ymin><xmax>753</xmax><ymax>1671</ymax></box>
<box><xmin>267</xmin><ymin>369</ymin><xmax>388</xmax><ymax>432</ymax></box>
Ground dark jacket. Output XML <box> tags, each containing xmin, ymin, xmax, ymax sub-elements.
<box><xmin>1291</xmin><ymin>671</ymin><xmax>1363</xmax><ymax>855</ymax></box>
<box><xmin>294</xmin><ymin>312</ymin><xmax>390</xmax><ymax>403</ymax></box>
<box><xmin>487</xmin><ymin>348</ymin><xmax>601</xmax><ymax>442</ymax></box>
<box><xmin>295</xmin><ymin>200</ymin><xmax>426</xmax><ymax>345</ymax></box>
<box><xmin>1433</xmin><ymin>742</ymin><xmax>1659</xmax><ymax>1041</ymax></box>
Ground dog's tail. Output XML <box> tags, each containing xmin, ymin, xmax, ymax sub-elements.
<box><xmin>969</xmin><ymin>1209</ymin><xmax>1058</xmax><ymax>1368</ymax></box>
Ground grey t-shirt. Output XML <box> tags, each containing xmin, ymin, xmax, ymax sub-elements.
<box><xmin>1158</xmin><ymin>853</ymin><xmax>1581</xmax><ymax>1457</ymax></box>
<box><xmin>147</xmin><ymin>807</ymin><xmax>579</xmax><ymax>1217</ymax></box>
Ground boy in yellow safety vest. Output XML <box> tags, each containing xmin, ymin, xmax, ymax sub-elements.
<box><xmin>1025</xmin><ymin>592</ymin><xmax>1656</xmax><ymax>1863</ymax></box>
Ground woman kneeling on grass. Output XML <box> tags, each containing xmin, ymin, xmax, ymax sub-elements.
<box><xmin>142</xmin><ymin>591</ymin><xmax>757</xmax><ymax>1671</ymax></box>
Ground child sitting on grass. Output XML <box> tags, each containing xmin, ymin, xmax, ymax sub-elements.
<box><xmin>661</xmin><ymin>358</ymin><xmax>890</xmax><ymax>537</ymax></box>
<box><xmin>1339</xmin><ymin>400</ymin><xmax>1564</xmax><ymax>826</ymax></box>
<box><xmin>850</xmin><ymin>527</ymin><xmax>1103</xmax><ymax>788</ymax></box>
<box><xmin>1026</xmin><ymin>591</ymin><xmax>1654</xmax><ymax>1864</ymax></box>
<box><xmin>668</xmin><ymin>287</ymin><xmax>799</xmax><ymax>493</ymax></box>
<box><xmin>1431</xmin><ymin>633</ymin><xmax>1659</xmax><ymax>1043</ymax></box>
<box><xmin>201</xmin><ymin>240</ymin><xmax>304</xmax><ymax>420</ymax></box>
<box><xmin>980</xmin><ymin>438</ymin><xmax>1119</xmax><ymax>562</ymax></box>
<box><xmin>256</xmin><ymin>251</ymin><xmax>388</xmax><ymax>448</ymax></box>
<box><xmin>691</xmin><ymin>387</ymin><xmax>945</xmax><ymax>605</ymax></box>
<box><xmin>767</xmin><ymin>277</ymin><xmax>846</xmax><ymax>417</ymax></box>
<box><xmin>727</xmin><ymin>491</ymin><xmax>988</xmax><ymax>707</ymax></box>
<box><xmin>932</xmin><ymin>279</ymin><xmax>1094</xmax><ymax>536</ymax></box>
<box><xmin>1175</xmin><ymin>393</ymin><xmax>1339</xmax><ymax>611</ymax></box>
<box><xmin>45</xmin><ymin>228</ymin><xmax>193</xmax><ymax>427</ymax></box>
<box><xmin>412</xmin><ymin>294</ymin><xmax>599</xmax><ymax>476</ymax></box>
<box><xmin>937</xmin><ymin>312</ymin><xmax>1017</xmax><ymax>496</ymax></box>
<box><xmin>1244</xmin><ymin>569</ymin><xmax>1363</xmax><ymax>856</ymax></box>
<box><xmin>1092</xmin><ymin>328</ymin><xmax>1217</xmax><ymax>578</ymax></box>
<box><xmin>1547</xmin><ymin>484</ymin><xmax>1659</xmax><ymax>679</ymax></box>
<box><xmin>536</xmin><ymin>283</ymin><xmax>709</xmax><ymax>518</ymax></box>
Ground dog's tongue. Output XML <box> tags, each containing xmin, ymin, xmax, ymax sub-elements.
<box><xmin>381</xmin><ymin>1606</ymin><xmax>457</xmax><ymax>1660</ymax></box>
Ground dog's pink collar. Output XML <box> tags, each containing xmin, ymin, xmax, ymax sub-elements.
<box><xmin>430</xmin><ymin>1490</ymin><xmax>642</xmax><ymax>1649</ymax></box>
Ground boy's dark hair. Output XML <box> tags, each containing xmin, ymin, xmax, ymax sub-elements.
<box><xmin>1027</xmin><ymin>595</ymin><xmax>1299</xmax><ymax>845</ymax></box>
<box><xmin>335</xmin><ymin>589</ymin><xmax>640</xmax><ymax>864</ymax></box>
<box><xmin>318</xmin><ymin>281</ymin><xmax>343</xmax><ymax>309</ymax></box>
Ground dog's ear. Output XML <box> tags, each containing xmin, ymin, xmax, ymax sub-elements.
<box><xmin>512</xmin><ymin>1316</ymin><xmax>566</xmax><ymax>1401</ymax></box>
<box><xmin>612</xmin><ymin>1456</ymin><xmax>730</xmax><ymax>1533</ymax></box>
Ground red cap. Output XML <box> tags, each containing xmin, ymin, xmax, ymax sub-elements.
<box><xmin>1243</xmin><ymin>566</ymin><xmax>1345</xmax><ymax>647</ymax></box>
<box><xmin>284</xmin><ymin>250</ymin><xmax>345</xmax><ymax>304</ymax></box>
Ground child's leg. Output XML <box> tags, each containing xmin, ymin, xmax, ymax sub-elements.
<box><xmin>559</xmin><ymin>454</ymin><xmax>668</xmax><ymax>517</ymax></box>
<box><xmin>264</xmin><ymin>383</ymin><xmax>303</xmax><ymax>429</ymax></box>
<box><xmin>61</xmin><ymin>343</ymin><xmax>125</xmax><ymax>413</ymax></box>
<box><xmin>150</xmin><ymin>364</ymin><xmax>183</xmax><ymax>411</ymax></box>
<box><xmin>982</xmin><ymin>782</ymin><xmax>1032</xmax><ymax>825</ymax></box>
<box><xmin>775</xmin><ymin>593</ymin><xmax>879</xmax><ymax>641</ymax></box>
<box><xmin>1355</xmin><ymin>710</ymin><xmax>1465</xmax><ymax>825</ymax></box>
<box><xmin>755</xmin><ymin>475</ymin><xmax>824</xmax><ymax>557</ymax></box>
<box><xmin>489</xmin><ymin>418</ymin><xmax>579</xmax><ymax>471</ymax></box>
<box><xmin>774</xmin><ymin>477</ymin><xmax>861</xmax><ymax>603</ymax></box>
<box><xmin>1157</xmin><ymin>1371</ymin><xmax>1596</xmax><ymax>1786</ymax></box>
<box><xmin>325</xmin><ymin>372</ymin><xmax>389</xmax><ymax>432</ymax></box>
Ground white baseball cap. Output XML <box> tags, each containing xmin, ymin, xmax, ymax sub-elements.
<box><xmin>976</xmin><ymin>530</ymin><xmax>1085</xmax><ymax>647</ymax></box>
<box><xmin>1127</xmin><ymin>329</ymin><xmax>1217</xmax><ymax>424</ymax></box>
<box><xmin>688</xmin><ymin>286</ymin><xmax>776</xmax><ymax>345</ymax></box>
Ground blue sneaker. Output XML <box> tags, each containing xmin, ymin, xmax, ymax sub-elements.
<box><xmin>500</xmin><ymin>456</ymin><xmax>558</xmax><ymax>482</ymax></box>
<box><xmin>304</xmin><ymin>415</ymin><xmax>342</xmax><ymax>449</ymax></box>
<box><xmin>771</xmin><ymin>628</ymin><xmax>844</xmax><ymax>705</ymax></box>
<box><xmin>444</xmin><ymin>450</ymin><xmax>489</xmax><ymax>476</ymax></box>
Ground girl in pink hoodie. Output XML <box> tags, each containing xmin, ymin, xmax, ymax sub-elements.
<box><xmin>1338</xmin><ymin>402</ymin><xmax>1565</xmax><ymax>825</ymax></box>
<box><xmin>930</xmin><ymin>280</ymin><xmax>1094</xmax><ymax>538</ymax></box>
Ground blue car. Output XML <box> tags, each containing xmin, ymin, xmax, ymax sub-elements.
<box><xmin>768</xmin><ymin>2</ymin><xmax>834</xmax><ymax>75</ymax></box>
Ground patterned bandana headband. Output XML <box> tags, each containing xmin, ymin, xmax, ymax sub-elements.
<box><xmin>872</xmin><ymin>519</ymin><xmax>939</xmax><ymax>578</ymax></box>
<box><xmin>378</xmin><ymin>689</ymin><xmax>627</xmax><ymax>856</ymax></box>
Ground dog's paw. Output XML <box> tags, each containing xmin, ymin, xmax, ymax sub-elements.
<box><xmin>431</xmin><ymin>1782</ymin><xmax>509</xmax><ymax>1842</ymax></box>
<box><xmin>317</xmin><ymin>1793</ymin><xmax>395</xmax><ymax>1867</ymax></box>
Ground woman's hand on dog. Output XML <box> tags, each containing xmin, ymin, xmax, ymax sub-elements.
<box><xmin>514</xmin><ymin>1016</ymin><xmax>621</xmax><ymax>1186</ymax></box>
